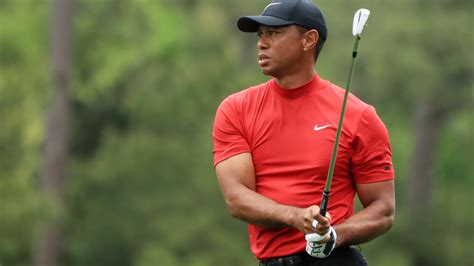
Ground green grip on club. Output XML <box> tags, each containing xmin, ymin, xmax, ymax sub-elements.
<box><xmin>320</xmin><ymin>37</ymin><xmax>361</xmax><ymax>217</ymax></box>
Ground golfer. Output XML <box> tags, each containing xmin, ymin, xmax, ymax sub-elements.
<box><xmin>213</xmin><ymin>1</ymin><xmax>395</xmax><ymax>265</ymax></box>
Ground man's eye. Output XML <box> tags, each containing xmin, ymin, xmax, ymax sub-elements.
<box><xmin>257</xmin><ymin>32</ymin><xmax>263</xmax><ymax>37</ymax></box>
<box><xmin>268</xmin><ymin>30</ymin><xmax>279</xmax><ymax>36</ymax></box>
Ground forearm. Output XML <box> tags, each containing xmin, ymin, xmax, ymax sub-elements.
<box><xmin>215</xmin><ymin>153</ymin><xmax>326</xmax><ymax>233</ymax></box>
<box><xmin>333</xmin><ymin>199</ymin><xmax>395</xmax><ymax>247</ymax></box>
<box><xmin>225</xmin><ymin>186</ymin><xmax>298</xmax><ymax>228</ymax></box>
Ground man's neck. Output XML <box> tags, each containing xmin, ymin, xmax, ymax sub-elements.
<box><xmin>274</xmin><ymin>68</ymin><xmax>316</xmax><ymax>89</ymax></box>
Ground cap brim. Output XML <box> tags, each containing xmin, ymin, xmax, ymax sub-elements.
<box><xmin>237</xmin><ymin>16</ymin><xmax>293</xmax><ymax>32</ymax></box>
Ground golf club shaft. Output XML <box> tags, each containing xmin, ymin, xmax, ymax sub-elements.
<box><xmin>320</xmin><ymin>37</ymin><xmax>361</xmax><ymax>217</ymax></box>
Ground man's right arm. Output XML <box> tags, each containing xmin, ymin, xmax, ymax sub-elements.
<box><xmin>215</xmin><ymin>152</ymin><xmax>329</xmax><ymax>235</ymax></box>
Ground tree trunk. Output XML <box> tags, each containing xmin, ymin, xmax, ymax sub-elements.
<box><xmin>33</xmin><ymin>0</ymin><xmax>73</xmax><ymax>265</ymax></box>
<box><xmin>239</xmin><ymin>33</ymin><xmax>257</xmax><ymax>68</ymax></box>
<box><xmin>408</xmin><ymin>98</ymin><xmax>445</xmax><ymax>265</ymax></box>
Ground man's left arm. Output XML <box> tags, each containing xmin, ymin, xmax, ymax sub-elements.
<box><xmin>333</xmin><ymin>180</ymin><xmax>395</xmax><ymax>247</ymax></box>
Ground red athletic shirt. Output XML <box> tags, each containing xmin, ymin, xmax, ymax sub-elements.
<box><xmin>213</xmin><ymin>74</ymin><xmax>394</xmax><ymax>260</ymax></box>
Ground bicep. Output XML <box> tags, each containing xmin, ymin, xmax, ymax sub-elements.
<box><xmin>215</xmin><ymin>153</ymin><xmax>256</xmax><ymax>199</ymax></box>
<box><xmin>351</xmin><ymin>107</ymin><xmax>394</xmax><ymax>183</ymax></box>
<box><xmin>356</xmin><ymin>180</ymin><xmax>395</xmax><ymax>211</ymax></box>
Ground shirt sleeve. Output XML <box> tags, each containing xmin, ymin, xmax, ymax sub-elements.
<box><xmin>213</xmin><ymin>96</ymin><xmax>251</xmax><ymax>167</ymax></box>
<box><xmin>351</xmin><ymin>106</ymin><xmax>395</xmax><ymax>183</ymax></box>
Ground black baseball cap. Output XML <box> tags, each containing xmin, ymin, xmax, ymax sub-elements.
<box><xmin>237</xmin><ymin>0</ymin><xmax>328</xmax><ymax>41</ymax></box>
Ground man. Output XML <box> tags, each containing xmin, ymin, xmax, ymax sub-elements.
<box><xmin>213</xmin><ymin>1</ymin><xmax>395</xmax><ymax>265</ymax></box>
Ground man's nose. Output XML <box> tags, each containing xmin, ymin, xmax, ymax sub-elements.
<box><xmin>257</xmin><ymin>35</ymin><xmax>268</xmax><ymax>50</ymax></box>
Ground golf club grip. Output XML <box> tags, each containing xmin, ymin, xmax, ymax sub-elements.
<box><xmin>320</xmin><ymin>191</ymin><xmax>330</xmax><ymax>217</ymax></box>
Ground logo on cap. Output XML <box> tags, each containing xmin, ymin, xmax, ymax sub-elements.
<box><xmin>263</xmin><ymin>2</ymin><xmax>282</xmax><ymax>12</ymax></box>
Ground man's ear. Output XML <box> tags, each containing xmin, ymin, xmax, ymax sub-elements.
<box><xmin>302</xmin><ymin>29</ymin><xmax>319</xmax><ymax>51</ymax></box>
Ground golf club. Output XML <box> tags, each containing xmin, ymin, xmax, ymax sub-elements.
<box><xmin>319</xmin><ymin>8</ymin><xmax>371</xmax><ymax>219</ymax></box>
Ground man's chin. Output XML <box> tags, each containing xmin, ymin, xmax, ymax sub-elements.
<box><xmin>260</xmin><ymin>67</ymin><xmax>274</xmax><ymax>77</ymax></box>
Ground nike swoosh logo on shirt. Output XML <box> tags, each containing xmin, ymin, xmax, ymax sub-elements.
<box><xmin>314</xmin><ymin>125</ymin><xmax>331</xmax><ymax>131</ymax></box>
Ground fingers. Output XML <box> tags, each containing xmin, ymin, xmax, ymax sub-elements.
<box><xmin>317</xmin><ymin>232</ymin><xmax>331</xmax><ymax>243</ymax></box>
<box><xmin>301</xmin><ymin>206</ymin><xmax>318</xmax><ymax>233</ymax></box>
<box><xmin>310</xmin><ymin>208</ymin><xmax>330</xmax><ymax>235</ymax></box>
<box><xmin>293</xmin><ymin>205</ymin><xmax>333</xmax><ymax>237</ymax></box>
<box><xmin>308</xmin><ymin>208</ymin><xmax>332</xmax><ymax>243</ymax></box>
<box><xmin>296</xmin><ymin>206</ymin><xmax>331</xmax><ymax>234</ymax></box>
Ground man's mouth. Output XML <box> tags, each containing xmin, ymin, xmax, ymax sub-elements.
<box><xmin>258</xmin><ymin>53</ymin><xmax>270</xmax><ymax>66</ymax></box>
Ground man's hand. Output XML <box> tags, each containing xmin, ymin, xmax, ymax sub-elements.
<box><xmin>305</xmin><ymin>226</ymin><xmax>337</xmax><ymax>258</ymax></box>
<box><xmin>289</xmin><ymin>205</ymin><xmax>331</xmax><ymax>235</ymax></box>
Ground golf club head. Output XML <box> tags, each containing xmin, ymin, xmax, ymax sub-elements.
<box><xmin>352</xmin><ymin>8</ymin><xmax>371</xmax><ymax>37</ymax></box>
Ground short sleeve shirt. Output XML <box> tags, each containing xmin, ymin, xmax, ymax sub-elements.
<box><xmin>213</xmin><ymin>75</ymin><xmax>394</xmax><ymax>259</ymax></box>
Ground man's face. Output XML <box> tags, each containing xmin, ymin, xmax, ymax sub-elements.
<box><xmin>256</xmin><ymin>25</ymin><xmax>306</xmax><ymax>78</ymax></box>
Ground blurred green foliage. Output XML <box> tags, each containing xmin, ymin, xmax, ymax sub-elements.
<box><xmin>0</xmin><ymin>0</ymin><xmax>473</xmax><ymax>266</ymax></box>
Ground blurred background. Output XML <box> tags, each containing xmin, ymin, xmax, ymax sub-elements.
<box><xmin>0</xmin><ymin>0</ymin><xmax>472</xmax><ymax>265</ymax></box>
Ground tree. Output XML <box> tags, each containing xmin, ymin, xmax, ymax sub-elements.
<box><xmin>33</xmin><ymin>0</ymin><xmax>73</xmax><ymax>265</ymax></box>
